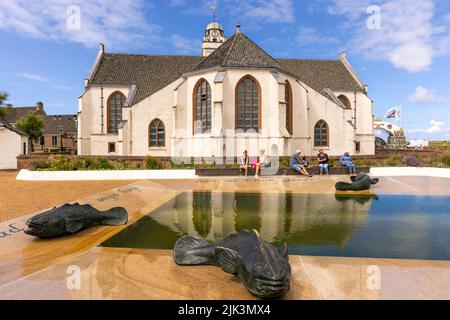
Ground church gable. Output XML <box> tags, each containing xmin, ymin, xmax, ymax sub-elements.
<box><xmin>192</xmin><ymin>31</ymin><xmax>285</xmax><ymax>73</ymax></box>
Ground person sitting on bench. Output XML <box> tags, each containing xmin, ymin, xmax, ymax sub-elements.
<box><xmin>340</xmin><ymin>152</ymin><xmax>357</xmax><ymax>176</ymax></box>
<box><xmin>290</xmin><ymin>150</ymin><xmax>313</xmax><ymax>177</ymax></box>
<box><xmin>240</xmin><ymin>150</ymin><xmax>250</xmax><ymax>177</ymax></box>
<box><xmin>255</xmin><ymin>150</ymin><xmax>271</xmax><ymax>178</ymax></box>
<box><xmin>317</xmin><ymin>149</ymin><xmax>330</xmax><ymax>175</ymax></box>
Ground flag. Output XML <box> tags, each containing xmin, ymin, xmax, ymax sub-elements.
<box><xmin>385</xmin><ymin>106</ymin><xmax>401</xmax><ymax>119</ymax></box>
<box><xmin>385</xmin><ymin>108</ymin><xmax>397</xmax><ymax>119</ymax></box>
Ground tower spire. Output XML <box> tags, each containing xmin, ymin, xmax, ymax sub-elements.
<box><xmin>211</xmin><ymin>5</ymin><xmax>217</xmax><ymax>22</ymax></box>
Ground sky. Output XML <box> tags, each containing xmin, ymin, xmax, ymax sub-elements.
<box><xmin>0</xmin><ymin>0</ymin><xmax>449</xmax><ymax>140</ymax></box>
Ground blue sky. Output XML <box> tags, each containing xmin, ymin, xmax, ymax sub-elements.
<box><xmin>0</xmin><ymin>0</ymin><xmax>449</xmax><ymax>140</ymax></box>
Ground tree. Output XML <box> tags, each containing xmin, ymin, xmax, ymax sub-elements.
<box><xmin>15</xmin><ymin>111</ymin><xmax>44</xmax><ymax>152</ymax></box>
<box><xmin>0</xmin><ymin>91</ymin><xmax>8</xmax><ymax>119</ymax></box>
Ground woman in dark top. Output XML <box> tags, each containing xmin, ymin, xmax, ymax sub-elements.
<box><xmin>317</xmin><ymin>149</ymin><xmax>329</xmax><ymax>175</ymax></box>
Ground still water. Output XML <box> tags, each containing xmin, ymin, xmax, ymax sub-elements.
<box><xmin>101</xmin><ymin>192</ymin><xmax>450</xmax><ymax>261</ymax></box>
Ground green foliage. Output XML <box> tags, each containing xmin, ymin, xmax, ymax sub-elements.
<box><xmin>144</xmin><ymin>156</ymin><xmax>161</xmax><ymax>169</ymax></box>
<box><xmin>170</xmin><ymin>161</ymin><xmax>194</xmax><ymax>169</ymax></box>
<box><xmin>35</xmin><ymin>157</ymin><xmax>114</xmax><ymax>171</ymax></box>
<box><xmin>442</xmin><ymin>154</ymin><xmax>450</xmax><ymax>168</ymax></box>
<box><xmin>84</xmin><ymin>157</ymin><xmax>114</xmax><ymax>170</ymax></box>
<box><xmin>383</xmin><ymin>156</ymin><xmax>402</xmax><ymax>166</ymax></box>
<box><xmin>15</xmin><ymin>112</ymin><xmax>44</xmax><ymax>152</ymax></box>
<box><xmin>0</xmin><ymin>91</ymin><xmax>9</xmax><ymax>119</ymax></box>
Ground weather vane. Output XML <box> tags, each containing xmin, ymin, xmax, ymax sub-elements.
<box><xmin>211</xmin><ymin>5</ymin><xmax>217</xmax><ymax>22</ymax></box>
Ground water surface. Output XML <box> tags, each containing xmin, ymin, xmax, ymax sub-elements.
<box><xmin>101</xmin><ymin>192</ymin><xmax>450</xmax><ymax>260</ymax></box>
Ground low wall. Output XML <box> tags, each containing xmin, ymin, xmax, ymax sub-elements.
<box><xmin>371</xmin><ymin>167</ymin><xmax>450</xmax><ymax>179</ymax></box>
<box><xmin>16</xmin><ymin>169</ymin><xmax>197</xmax><ymax>181</ymax></box>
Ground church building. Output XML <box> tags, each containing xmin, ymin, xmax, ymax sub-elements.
<box><xmin>78</xmin><ymin>21</ymin><xmax>375</xmax><ymax>159</ymax></box>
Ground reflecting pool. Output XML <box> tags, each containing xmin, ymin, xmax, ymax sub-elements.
<box><xmin>101</xmin><ymin>192</ymin><xmax>450</xmax><ymax>261</ymax></box>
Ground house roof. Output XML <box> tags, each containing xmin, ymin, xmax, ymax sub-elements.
<box><xmin>88</xmin><ymin>31</ymin><xmax>364</xmax><ymax>106</ymax></box>
<box><xmin>191</xmin><ymin>31</ymin><xmax>286</xmax><ymax>73</ymax></box>
<box><xmin>43</xmin><ymin>115</ymin><xmax>77</xmax><ymax>134</ymax></box>
<box><xmin>1</xmin><ymin>107</ymin><xmax>46</xmax><ymax>123</ymax></box>
<box><xmin>0</xmin><ymin>119</ymin><xmax>28</xmax><ymax>136</ymax></box>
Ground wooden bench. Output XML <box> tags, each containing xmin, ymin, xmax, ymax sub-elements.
<box><xmin>195</xmin><ymin>166</ymin><xmax>371</xmax><ymax>177</ymax></box>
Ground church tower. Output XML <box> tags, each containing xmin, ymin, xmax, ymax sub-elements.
<box><xmin>201</xmin><ymin>21</ymin><xmax>227</xmax><ymax>57</ymax></box>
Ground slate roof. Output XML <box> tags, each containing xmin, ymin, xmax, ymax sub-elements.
<box><xmin>279</xmin><ymin>59</ymin><xmax>363</xmax><ymax>93</ymax></box>
<box><xmin>43</xmin><ymin>115</ymin><xmax>78</xmax><ymax>134</ymax></box>
<box><xmin>88</xmin><ymin>31</ymin><xmax>365</xmax><ymax>106</ymax></box>
<box><xmin>191</xmin><ymin>32</ymin><xmax>285</xmax><ymax>72</ymax></box>
<box><xmin>90</xmin><ymin>54</ymin><xmax>202</xmax><ymax>104</ymax></box>
<box><xmin>1</xmin><ymin>107</ymin><xmax>46</xmax><ymax>124</ymax></box>
<box><xmin>0</xmin><ymin>119</ymin><xmax>28</xmax><ymax>136</ymax></box>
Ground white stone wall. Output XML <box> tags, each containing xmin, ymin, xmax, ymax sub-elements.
<box><xmin>79</xmin><ymin>69</ymin><xmax>375</xmax><ymax>158</ymax></box>
<box><xmin>78</xmin><ymin>86</ymin><xmax>130</xmax><ymax>156</ymax></box>
<box><xmin>0</xmin><ymin>128</ymin><xmax>27</xmax><ymax>170</ymax></box>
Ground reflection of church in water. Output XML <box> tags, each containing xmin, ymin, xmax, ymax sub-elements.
<box><xmin>154</xmin><ymin>192</ymin><xmax>374</xmax><ymax>247</ymax></box>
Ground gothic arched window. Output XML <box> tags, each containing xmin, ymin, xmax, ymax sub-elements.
<box><xmin>149</xmin><ymin>119</ymin><xmax>165</xmax><ymax>147</ymax></box>
<box><xmin>236</xmin><ymin>75</ymin><xmax>261</xmax><ymax>132</ymax></box>
<box><xmin>338</xmin><ymin>94</ymin><xmax>351</xmax><ymax>109</ymax></box>
<box><xmin>285</xmin><ymin>80</ymin><xmax>293</xmax><ymax>135</ymax></box>
<box><xmin>107</xmin><ymin>92</ymin><xmax>126</xmax><ymax>133</ymax></box>
<box><xmin>314</xmin><ymin>120</ymin><xmax>329</xmax><ymax>147</ymax></box>
<box><xmin>193</xmin><ymin>78</ymin><xmax>212</xmax><ymax>134</ymax></box>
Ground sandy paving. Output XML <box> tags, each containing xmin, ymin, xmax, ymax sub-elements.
<box><xmin>0</xmin><ymin>171</ymin><xmax>135</xmax><ymax>223</ymax></box>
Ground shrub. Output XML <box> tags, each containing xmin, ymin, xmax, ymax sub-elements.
<box><xmin>442</xmin><ymin>154</ymin><xmax>450</xmax><ymax>168</ymax></box>
<box><xmin>34</xmin><ymin>161</ymin><xmax>50</xmax><ymax>171</ymax></box>
<box><xmin>384</xmin><ymin>156</ymin><xmax>402</xmax><ymax>166</ymax></box>
<box><xmin>144</xmin><ymin>156</ymin><xmax>161</xmax><ymax>169</ymax></box>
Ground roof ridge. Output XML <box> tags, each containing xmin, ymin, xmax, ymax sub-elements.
<box><xmin>104</xmin><ymin>53</ymin><xmax>201</xmax><ymax>58</ymax></box>
<box><xmin>222</xmin><ymin>33</ymin><xmax>239</xmax><ymax>66</ymax></box>
<box><xmin>278</xmin><ymin>58</ymin><xmax>340</xmax><ymax>62</ymax></box>
<box><xmin>239</xmin><ymin>32</ymin><xmax>281</xmax><ymax>67</ymax></box>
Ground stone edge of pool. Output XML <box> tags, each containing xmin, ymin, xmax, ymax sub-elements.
<box><xmin>15</xmin><ymin>167</ymin><xmax>450</xmax><ymax>181</ymax></box>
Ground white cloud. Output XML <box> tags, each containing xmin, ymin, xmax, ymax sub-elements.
<box><xmin>171</xmin><ymin>0</ymin><xmax>295</xmax><ymax>24</ymax></box>
<box><xmin>16</xmin><ymin>72</ymin><xmax>48</xmax><ymax>82</ymax></box>
<box><xmin>408</xmin><ymin>86</ymin><xmax>445</xmax><ymax>104</ymax></box>
<box><xmin>297</xmin><ymin>26</ymin><xmax>338</xmax><ymax>46</ymax></box>
<box><xmin>0</xmin><ymin>0</ymin><xmax>161</xmax><ymax>49</ymax></box>
<box><xmin>327</xmin><ymin>0</ymin><xmax>449</xmax><ymax>73</ymax></box>
<box><xmin>409</xmin><ymin>120</ymin><xmax>447</xmax><ymax>133</ymax></box>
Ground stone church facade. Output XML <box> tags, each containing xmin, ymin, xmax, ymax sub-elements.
<box><xmin>78</xmin><ymin>21</ymin><xmax>375</xmax><ymax>159</ymax></box>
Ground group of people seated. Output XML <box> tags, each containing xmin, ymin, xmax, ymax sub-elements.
<box><xmin>240</xmin><ymin>150</ymin><xmax>271</xmax><ymax>178</ymax></box>
<box><xmin>289</xmin><ymin>150</ymin><xmax>357</xmax><ymax>177</ymax></box>
<box><xmin>239</xmin><ymin>149</ymin><xmax>358</xmax><ymax>178</ymax></box>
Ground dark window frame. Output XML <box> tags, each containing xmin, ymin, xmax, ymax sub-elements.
<box><xmin>193</xmin><ymin>78</ymin><xmax>212</xmax><ymax>135</ymax></box>
<box><xmin>285</xmin><ymin>80</ymin><xmax>293</xmax><ymax>135</ymax></box>
<box><xmin>107</xmin><ymin>91</ymin><xmax>126</xmax><ymax>134</ymax></box>
<box><xmin>337</xmin><ymin>94</ymin><xmax>351</xmax><ymax>109</ymax></box>
<box><xmin>108</xmin><ymin>142</ymin><xmax>116</xmax><ymax>153</ymax></box>
<box><xmin>314</xmin><ymin>120</ymin><xmax>329</xmax><ymax>148</ymax></box>
<box><xmin>149</xmin><ymin>118</ymin><xmax>165</xmax><ymax>148</ymax></box>
<box><xmin>235</xmin><ymin>75</ymin><xmax>261</xmax><ymax>132</ymax></box>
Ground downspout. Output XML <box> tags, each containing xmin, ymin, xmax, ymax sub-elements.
<box><xmin>100</xmin><ymin>86</ymin><xmax>104</xmax><ymax>134</ymax></box>
<box><xmin>129</xmin><ymin>108</ymin><xmax>133</xmax><ymax>155</ymax></box>
<box><xmin>353</xmin><ymin>89</ymin><xmax>357</xmax><ymax>131</ymax></box>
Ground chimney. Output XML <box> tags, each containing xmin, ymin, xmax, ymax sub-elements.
<box><xmin>236</xmin><ymin>24</ymin><xmax>241</xmax><ymax>33</ymax></box>
<box><xmin>99</xmin><ymin>43</ymin><xmax>105</xmax><ymax>53</ymax></box>
<box><xmin>36</xmin><ymin>101</ymin><xmax>44</xmax><ymax>113</ymax></box>
<box><xmin>340</xmin><ymin>51</ymin><xmax>347</xmax><ymax>62</ymax></box>
<box><xmin>5</xmin><ymin>103</ymin><xmax>12</xmax><ymax>109</ymax></box>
